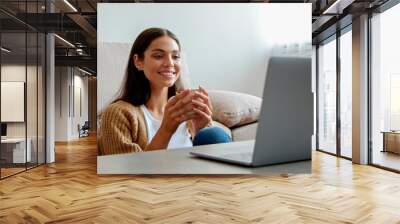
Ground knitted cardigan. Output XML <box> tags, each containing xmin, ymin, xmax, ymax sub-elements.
<box><xmin>98</xmin><ymin>100</ymin><xmax>195</xmax><ymax>155</ymax></box>
<box><xmin>98</xmin><ymin>100</ymin><xmax>149</xmax><ymax>155</ymax></box>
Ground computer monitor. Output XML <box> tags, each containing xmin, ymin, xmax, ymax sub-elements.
<box><xmin>1</xmin><ymin>123</ymin><xmax>7</xmax><ymax>137</ymax></box>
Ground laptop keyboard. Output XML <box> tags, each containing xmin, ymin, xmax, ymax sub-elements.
<box><xmin>222</xmin><ymin>152</ymin><xmax>253</xmax><ymax>162</ymax></box>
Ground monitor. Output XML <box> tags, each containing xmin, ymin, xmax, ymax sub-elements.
<box><xmin>1</xmin><ymin>123</ymin><xmax>7</xmax><ymax>137</ymax></box>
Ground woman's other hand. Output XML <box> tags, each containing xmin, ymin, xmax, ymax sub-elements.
<box><xmin>190</xmin><ymin>86</ymin><xmax>213</xmax><ymax>134</ymax></box>
<box><xmin>160</xmin><ymin>89</ymin><xmax>198</xmax><ymax>134</ymax></box>
<box><xmin>147</xmin><ymin>90</ymin><xmax>197</xmax><ymax>151</ymax></box>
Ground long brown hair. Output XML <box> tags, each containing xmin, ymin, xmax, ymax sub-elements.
<box><xmin>116</xmin><ymin>28</ymin><xmax>181</xmax><ymax>106</ymax></box>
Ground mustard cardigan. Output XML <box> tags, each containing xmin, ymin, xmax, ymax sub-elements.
<box><xmin>98</xmin><ymin>100</ymin><xmax>196</xmax><ymax>155</ymax></box>
<box><xmin>98</xmin><ymin>100</ymin><xmax>148</xmax><ymax>155</ymax></box>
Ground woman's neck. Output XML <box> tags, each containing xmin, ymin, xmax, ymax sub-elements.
<box><xmin>145</xmin><ymin>86</ymin><xmax>169</xmax><ymax>120</ymax></box>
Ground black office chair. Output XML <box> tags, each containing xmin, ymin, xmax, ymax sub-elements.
<box><xmin>78</xmin><ymin>121</ymin><xmax>90</xmax><ymax>138</ymax></box>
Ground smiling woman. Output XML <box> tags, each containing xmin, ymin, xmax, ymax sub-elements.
<box><xmin>98</xmin><ymin>28</ymin><xmax>231</xmax><ymax>155</ymax></box>
<box><xmin>134</xmin><ymin>36</ymin><xmax>182</xmax><ymax>88</ymax></box>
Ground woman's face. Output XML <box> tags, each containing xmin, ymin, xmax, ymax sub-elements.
<box><xmin>134</xmin><ymin>35</ymin><xmax>181</xmax><ymax>89</ymax></box>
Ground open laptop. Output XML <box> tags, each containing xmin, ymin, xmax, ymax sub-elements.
<box><xmin>190</xmin><ymin>57</ymin><xmax>313</xmax><ymax>167</ymax></box>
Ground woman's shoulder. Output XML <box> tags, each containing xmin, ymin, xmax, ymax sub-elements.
<box><xmin>102</xmin><ymin>100</ymin><xmax>142</xmax><ymax>118</ymax></box>
<box><xmin>107</xmin><ymin>100</ymin><xmax>140</xmax><ymax>111</ymax></box>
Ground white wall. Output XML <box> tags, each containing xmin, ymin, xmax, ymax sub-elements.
<box><xmin>1</xmin><ymin>65</ymin><xmax>26</xmax><ymax>140</ymax></box>
<box><xmin>55</xmin><ymin>67</ymin><xmax>89</xmax><ymax>141</ymax></box>
<box><xmin>1</xmin><ymin>64</ymin><xmax>46</xmax><ymax>163</ymax></box>
<box><xmin>55</xmin><ymin>67</ymin><xmax>68</xmax><ymax>141</ymax></box>
<box><xmin>97</xmin><ymin>3</ymin><xmax>311</xmax><ymax>112</ymax></box>
<box><xmin>1</xmin><ymin>65</ymin><xmax>38</xmax><ymax>138</ymax></box>
<box><xmin>72</xmin><ymin>73</ymin><xmax>89</xmax><ymax>138</ymax></box>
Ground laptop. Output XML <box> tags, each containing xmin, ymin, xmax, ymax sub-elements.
<box><xmin>190</xmin><ymin>57</ymin><xmax>313</xmax><ymax>167</ymax></box>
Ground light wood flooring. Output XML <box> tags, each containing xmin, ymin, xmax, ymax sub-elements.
<box><xmin>1</xmin><ymin>135</ymin><xmax>400</xmax><ymax>223</ymax></box>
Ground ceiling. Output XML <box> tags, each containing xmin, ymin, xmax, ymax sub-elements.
<box><xmin>0</xmin><ymin>0</ymin><xmax>390</xmax><ymax>75</ymax></box>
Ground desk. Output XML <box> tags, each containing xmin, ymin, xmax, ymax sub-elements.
<box><xmin>382</xmin><ymin>131</ymin><xmax>400</xmax><ymax>154</ymax></box>
<box><xmin>1</xmin><ymin>138</ymin><xmax>31</xmax><ymax>163</ymax></box>
<box><xmin>97</xmin><ymin>140</ymin><xmax>311</xmax><ymax>175</ymax></box>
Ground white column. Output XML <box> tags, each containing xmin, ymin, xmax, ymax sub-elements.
<box><xmin>46</xmin><ymin>33</ymin><xmax>55</xmax><ymax>163</ymax></box>
<box><xmin>352</xmin><ymin>14</ymin><xmax>369</xmax><ymax>164</ymax></box>
<box><xmin>45</xmin><ymin>0</ymin><xmax>56</xmax><ymax>163</ymax></box>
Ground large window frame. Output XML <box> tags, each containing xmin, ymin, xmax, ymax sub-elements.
<box><xmin>368</xmin><ymin>0</ymin><xmax>400</xmax><ymax>173</ymax></box>
<box><xmin>316</xmin><ymin>0</ymin><xmax>400</xmax><ymax>173</ymax></box>
<box><xmin>316</xmin><ymin>25</ymin><xmax>353</xmax><ymax>160</ymax></box>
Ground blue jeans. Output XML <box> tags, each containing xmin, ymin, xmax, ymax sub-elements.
<box><xmin>192</xmin><ymin>126</ymin><xmax>232</xmax><ymax>146</ymax></box>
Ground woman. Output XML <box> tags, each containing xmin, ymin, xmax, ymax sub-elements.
<box><xmin>98</xmin><ymin>28</ymin><xmax>230</xmax><ymax>155</ymax></box>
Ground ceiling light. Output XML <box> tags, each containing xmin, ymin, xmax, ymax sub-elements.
<box><xmin>54</xmin><ymin>34</ymin><xmax>75</xmax><ymax>48</ymax></box>
<box><xmin>1</xmin><ymin>47</ymin><xmax>11</xmax><ymax>53</ymax></box>
<box><xmin>78</xmin><ymin>67</ymin><xmax>93</xmax><ymax>76</ymax></box>
<box><xmin>63</xmin><ymin>0</ymin><xmax>78</xmax><ymax>12</ymax></box>
<box><xmin>323</xmin><ymin>0</ymin><xmax>355</xmax><ymax>14</ymax></box>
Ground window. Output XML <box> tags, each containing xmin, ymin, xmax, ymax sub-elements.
<box><xmin>371</xmin><ymin>2</ymin><xmax>400</xmax><ymax>171</ymax></box>
<box><xmin>318</xmin><ymin>37</ymin><xmax>337</xmax><ymax>154</ymax></box>
<box><xmin>339</xmin><ymin>29</ymin><xmax>352</xmax><ymax>158</ymax></box>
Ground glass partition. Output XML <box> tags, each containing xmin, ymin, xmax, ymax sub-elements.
<box><xmin>26</xmin><ymin>0</ymin><xmax>42</xmax><ymax>169</ymax></box>
<box><xmin>1</xmin><ymin>31</ymin><xmax>28</xmax><ymax>177</ymax></box>
<box><xmin>38</xmin><ymin>32</ymin><xmax>45</xmax><ymax>165</ymax></box>
<box><xmin>318</xmin><ymin>37</ymin><xmax>337</xmax><ymax>155</ymax></box>
<box><xmin>27</xmin><ymin>31</ymin><xmax>38</xmax><ymax>169</ymax></box>
<box><xmin>0</xmin><ymin>1</ymin><xmax>46</xmax><ymax>179</ymax></box>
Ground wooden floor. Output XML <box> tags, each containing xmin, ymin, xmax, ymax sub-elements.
<box><xmin>1</xmin><ymin>163</ymin><xmax>45</xmax><ymax>178</ymax></box>
<box><xmin>1</xmin><ymin>136</ymin><xmax>400</xmax><ymax>223</ymax></box>
<box><xmin>1</xmin><ymin>167</ymin><xmax>26</xmax><ymax>178</ymax></box>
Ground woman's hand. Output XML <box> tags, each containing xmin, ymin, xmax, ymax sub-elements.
<box><xmin>189</xmin><ymin>86</ymin><xmax>213</xmax><ymax>134</ymax></box>
<box><xmin>159</xmin><ymin>89</ymin><xmax>198</xmax><ymax>135</ymax></box>
<box><xmin>147</xmin><ymin>90</ymin><xmax>199</xmax><ymax>151</ymax></box>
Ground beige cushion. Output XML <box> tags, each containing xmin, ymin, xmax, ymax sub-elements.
<box><xmin>231</xmin><ymin>123</ymin><xmax>258</xmax><ymax>141</ymax></box>
<box><xmin>208</xmin><ymin>90</ymin><xmax>261</xmax><ymax>128</ymax></box>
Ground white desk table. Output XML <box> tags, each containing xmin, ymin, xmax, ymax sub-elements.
<box><xmin>97</xmin><ymin>140</ymin><xmax>311</xmax><ymax>175</ymax></box>
<box><xmin>1</xmin><ymin>138</ymin><xmax>31</xmax><ymax>163</ymax></box>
